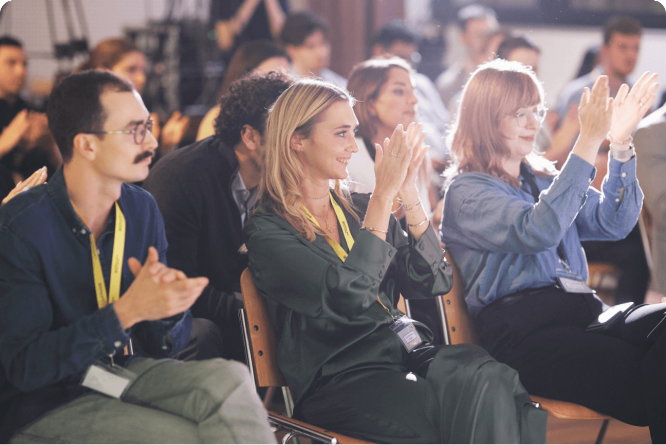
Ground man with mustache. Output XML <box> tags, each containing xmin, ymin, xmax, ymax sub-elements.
<box><xmin>0</xmin><ymin>70</ymin><xmax>274</xmax><ymax>443</ymax></box>
<box><xmin>143</xmin><ymin>72</ymin><xmax>293</xmax><ymax>361</ymax></box>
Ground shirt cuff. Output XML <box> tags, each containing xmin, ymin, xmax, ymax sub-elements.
<box><xmin>94</xmin><ymin>304</ymin><xmax>131</xmax><ymax>356</ymax></box>
<box><xmin>607</xmin><ymin>154</ymin><xmax>637</xmax><ymax>187</ymax></box>
<box><xmin>345</xmin><ymin>228</ymin><xmax>396</xmax><ymax>282</ymax></box>
<box><xmin>411</xmin><ymin>223</ymin><xmax>448</xmax><ymax>275</ymax></box>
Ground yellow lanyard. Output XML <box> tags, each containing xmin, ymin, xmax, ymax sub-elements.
<box><xmin>302</xmin><ymin>193</ymin><xmax>354</xmax><ymax>261</ymax></box>
<box><xmin>302</xmin><ymin>194</ymin><xmax>393</xmax><ymax>316</ymax></box>
<box><xmin>74</xmin><ymin>202</ymin><xmax>126</xmax><ymax>309</ymax></box>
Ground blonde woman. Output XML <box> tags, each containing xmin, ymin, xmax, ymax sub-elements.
<box><xmin>245</xmin><ymin>78</ymin><xmax>546</xmax><ymax>443</ymax></box>
<box><xmin>440</xmin><ymin>59</ymin><xmax>666</xmax><ymax>442</ymax></box>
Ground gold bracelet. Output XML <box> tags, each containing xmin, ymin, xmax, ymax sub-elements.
<box><xmin>408</xmin><ymin>216</ymin><xmax>429</xmax><ymax>228</ymax></box>
<box><xmin>372</xmin><ymin>194</ymin><xmax>392</xmax><ymax>202</ymax></box>
<box><xmin>361</xmin><ymin>226</ymin><xmax>389</xmax><ymax>234</ymax></box>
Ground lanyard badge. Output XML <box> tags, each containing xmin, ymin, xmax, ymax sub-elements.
<box><xmin>81</xmin><ymin>357</ymin><xmax>137</xmax><ymax>399</ymax></box>
<box><xmin>555</xmin><ymin>268</ymin><xmax>595</xmax><ymax>294</ymax></box>
<box><xmin>73</xmin><ymin>201</ymin><xmax>132</xmax><ymax>395</ymax></box>
<box><xmin>389</xmin><ymin>316</ymin><xmax>424</xmax><ymax>353</ymax></box>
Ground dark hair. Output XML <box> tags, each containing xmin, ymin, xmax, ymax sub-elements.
<box><xmin>47</xmin><ymin>71</ymin><xmax>134</xmax><ymax>162</ymax></box>
<box><xmin>279</xmin><ymin>11</ymin><xmax>328</xmax><ymax>47</ymax></box>
<box><xmin>603</xmin><ymin>16</ymin><xmax>642</xmax><ymax>45</ymax></box>
<box><xmin>77</xmin><ymin>38</ymin><xmax>140</xmax><ymax>72</ymax></box>
<box><xmin>215</xmin><ymin>71</ymin><xmax>294</xmax><ymax>147</ymax></box>
<box><xmin>575</xmin><ymin>45</ymin><xmax>600</xmax><ymax>79</ymax></box>
<box><xmin>374</xmin><ymin>20</ymin><xmax>421</xmax><ymax>48</ymax></box>
<box><xmin>0</xmin><ymin>36</ymin><xmax>22</xmax><ymax>49</ymax></box>
<box><xmin>220</xmin><ymin>40</ymin><xmax>288</xmax><ymax>95</ymax></box>
<box><xmin>457</xmin><ymin>4</ymin><xmax>497</xmax><ymax>31</ymax></box>
<box><xmin>497</xmin><ymin>36</ymin><xmax>540</xmax><ymax>60</ymax></box>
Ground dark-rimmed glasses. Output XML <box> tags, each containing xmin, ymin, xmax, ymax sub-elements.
<box><xmin>87</xmin><ymin>118</ymin><xmax>154</xmax><ymax>145</ymax></box>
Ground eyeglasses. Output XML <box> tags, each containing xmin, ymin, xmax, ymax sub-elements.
<box><xmin>87</xmin><ymin>118</ymin><xmax>154</xmax><ymax>145</ymax></box>
<box><xmin>513</xmin><ymin>107</ymin><xmax>547</xmax><ymax>127</ymax></box>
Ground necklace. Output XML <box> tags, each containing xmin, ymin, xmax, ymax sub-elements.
<box><xmin>312</xmin><ymin>207</ymin><xmax>336</xmax><ymax>234</ymax></box>
<box><xmin>324</xmin><ymin>218</ymin><xmax>335</xmax><ymax>234</ymax></box>
<box><xmin>304</xmin><ymin>190</ymin><xmax>329</xmax><ymax>200</ymax></box>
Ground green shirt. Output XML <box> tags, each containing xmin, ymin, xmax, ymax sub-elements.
<box><xmin>245</xmin><ymin>193</ymin><xmax>452</xmax><ymax>405</ymax></box>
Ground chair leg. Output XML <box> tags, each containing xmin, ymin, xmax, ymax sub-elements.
<box><xmin>282</xmin><ymin>387</ymin><xmax>295</xmax><ymax>418</ymax></box>
<box><xmin>595</xmin><ymin>418</ymin><xmax>609</xmax><ymax>444</ymax></box>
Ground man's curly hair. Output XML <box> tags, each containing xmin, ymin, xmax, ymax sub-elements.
<box><xmin>215</xmin><ymin>71</ymin><xmax>294</xmax><ymax>147</ymax></box>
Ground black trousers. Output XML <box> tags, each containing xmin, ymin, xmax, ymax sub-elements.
<box><xmin>476</xmin><ymin>287</ymin><xmax>666</xmax><ymax>443</ymax></box>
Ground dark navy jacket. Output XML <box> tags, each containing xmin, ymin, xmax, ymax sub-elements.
<box><xmin>0</xmin><ymin>167</ymin><xmax>191</xmax><ymax>440</ymax></box>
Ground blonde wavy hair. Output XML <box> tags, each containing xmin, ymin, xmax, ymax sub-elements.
<box><xmin>259</xmin><ymin>78</ymin><xmax>359</xmax><ymax>242</ymax></box>
<box><xmin>444</xmin><ymin>58</ymin><xmax>556</xmax><ymax>189</ymax></box>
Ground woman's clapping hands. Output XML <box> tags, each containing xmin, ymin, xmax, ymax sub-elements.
<box><xmin>610</xmin><ymin>72</ymin><xmax>659</xmax><ymax>141</ymax></box>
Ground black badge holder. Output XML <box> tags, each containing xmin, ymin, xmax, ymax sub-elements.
<box><xmin>389</xmin><ymin>316</ymin><xmax>424</xmax><ymax>353</ymax></box>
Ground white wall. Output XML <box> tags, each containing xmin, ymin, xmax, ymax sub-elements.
<box><xmin>2</xmin><ymin>0</ymin><xmax>666</xmax><ymax>107</ymax></box>
<box><xmin>0</xmin><ymin>0</ymin><xmax>206</xmax><ymax>97</ymax></box>
<box><xmin>510</xmin><ymin>24</ymin><xmax>666</xmax><ymax>108</ymax></box>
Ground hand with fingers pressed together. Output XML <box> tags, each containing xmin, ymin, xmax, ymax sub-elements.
<box><xmin>398</xmin><ymin>122</ymin><xmax>429</xmax><ymax>198</ymax></box>
<box><xmin>574</xmin><ymin>75</ymin><xmax>614</xmax><ymax>165</ymax></box>
<box><xmin>113</xmin><ymin>246</ymin><xmax>209</xmax><ymax>330</ymax></box>
<box><xmin>373</xmin><ymin>123</ymin><xmax>413</xmax><ymax>200</ymax></box>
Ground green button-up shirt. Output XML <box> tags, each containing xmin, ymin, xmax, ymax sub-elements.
<box><xmin>245</xmin><ymin>193</ymin><xmax>452</xmax><ymax>406</ymax></box>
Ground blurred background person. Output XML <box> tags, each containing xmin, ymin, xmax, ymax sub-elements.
<box><xmin>212</xmin><ymin>0</ymin><xmax>287</xmax><ymax>57</ymax></box>
<box><xmin>551</xmin><ymin>17</ymin><xmax>649</xmax><ymax>306</ymax></box>
<box><xmin>346</xmin><ymin>58</ymin><xmax>435</xmax><ymax>218</ymax></box>
<box><xmin>435</xmin><ymin>3</ymin><xmax>498</xmax><ymax>111</ymax></box>
<box><xmin>78</xmin><ymin>38</ymin><xmax>190</xmax><ymax>158</ymax></box>
<box><xmin>0</xmin><ymin>36</ymin><xmax>60</xmax><ymax>184</ymax></box>
<box><xmin>371</xmin><ymin>20</ymin><xmax>451</xmax><ymax>171</ymax></box>
<box><xmin>196</xmin><ymin>39</ymin><xmax>290</xmax><ymax>141</ymax></box>
<box><xmin>280</xmin><ymin>11</ymin><xmax>347</xmax><ymax>88</ymax></box>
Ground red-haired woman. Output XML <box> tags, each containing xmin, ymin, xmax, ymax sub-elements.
<box><xmin>440</xmin><ymin>58</ymin><xmax>666</xmax><ymax>442</ymax></box>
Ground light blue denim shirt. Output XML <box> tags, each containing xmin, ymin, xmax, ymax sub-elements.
<box><xmin>440</xmin><ymin>153</ymin><xmax>643</xmax><ymax>317</ymax></box>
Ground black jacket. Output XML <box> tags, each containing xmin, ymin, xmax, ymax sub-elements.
<box><xmin>143</xmin><ymin>136</ymin><xmax>246</xmax><ymax>359</ymax></box>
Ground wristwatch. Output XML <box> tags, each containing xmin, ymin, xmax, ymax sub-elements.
<box><xmin>610</xmin><ymin>142</ymin><xmax>635</xmax><ymax>160</ymax></box>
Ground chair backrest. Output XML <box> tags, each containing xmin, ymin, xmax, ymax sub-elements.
<box><xmin>441</xmin><ymin>251</ymin><xmax>482</xmax><ymax>346</ymax></box>
<box><xmin>240</xmin><ymin>268</ymin><xmax>288</xmax><ymax>388</ymax></box>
